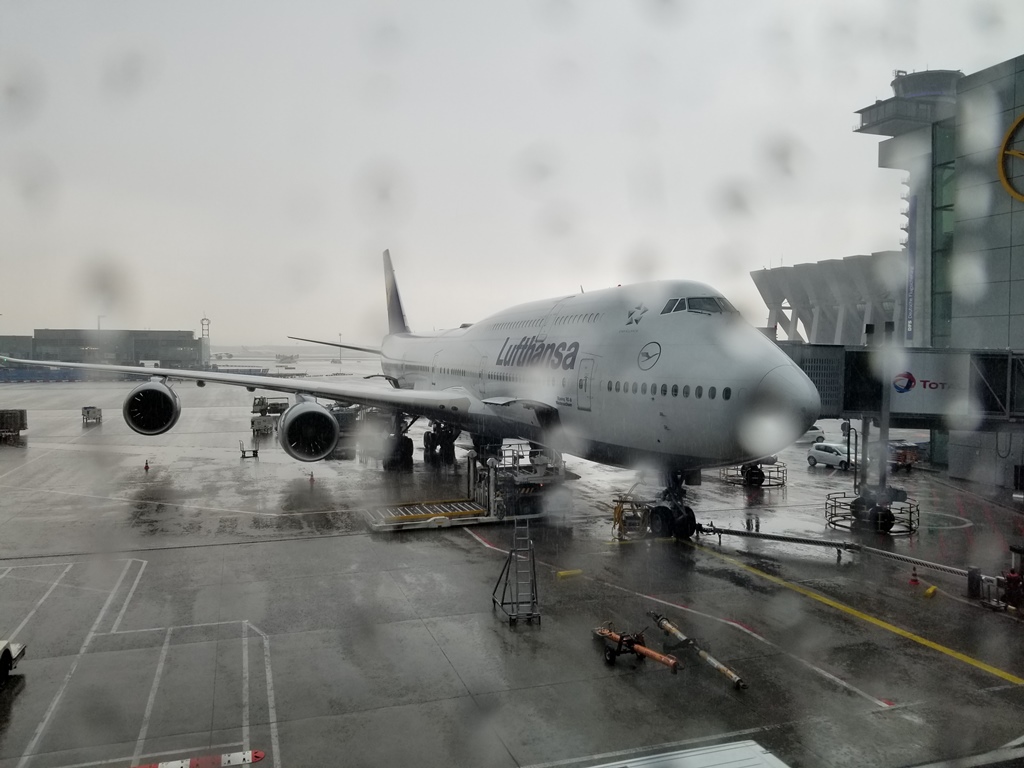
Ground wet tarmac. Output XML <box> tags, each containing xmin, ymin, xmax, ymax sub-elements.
<box><xmin>3</xmin><ymin>371</ymin><xmax>1024</xmax><ymax>767</ymax></box>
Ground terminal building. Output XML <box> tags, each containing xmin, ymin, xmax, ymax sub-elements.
<box><xmin>0</xmin><ymin>328</ymin><xmax>208</xmax><ymax>370</ymax></box>
<box><xmin>752</xmin><ymin>54</ymin><xmax>1024</xmax><ymax>489</ymax></box>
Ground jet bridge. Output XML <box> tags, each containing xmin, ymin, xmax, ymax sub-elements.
<box><xmin>781</xmin><ymin>342</ymin><xmax>1024</xmax><ymax>432</ymax></box>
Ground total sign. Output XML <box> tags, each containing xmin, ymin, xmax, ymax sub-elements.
<box><xmin>889</xmin><ymin>352</ymin><xmax>969</xmax><ymax>417</ymax></box>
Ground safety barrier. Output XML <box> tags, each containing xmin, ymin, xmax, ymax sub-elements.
<box><xmin>825</xmin><ymin>490</ymin><xmax>919</xmax><ymax>535</ymax></box>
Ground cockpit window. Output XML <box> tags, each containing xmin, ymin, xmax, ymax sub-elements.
<box><xmin>687</xmin><ymin>297</ymin><xmax>724</xmax><ymax>313</ymax></box>
<box><xmin>660</xmin><ymin>299</ymin><xmax>680</xmax><ymax>314</ymax></box>
<box><xmin>671</xmin><ymin>299</ymin><xmax>687</xmax><ymax>312</ymax></box>
<box><xmin>688</xmin><ymin>296</ymin><xmax>737</xmax><ymax>315</ymax></box>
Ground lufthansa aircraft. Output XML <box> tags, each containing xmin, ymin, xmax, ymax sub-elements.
<box><xmin>2</xmin><ymin>251</ymin><xmax>820</xmax><ymax>537</ymax></box>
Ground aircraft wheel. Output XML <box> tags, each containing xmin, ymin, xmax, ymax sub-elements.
<box><xmin>673</xmin><ymin>506</ymin><xmax>697</xmax><ymax>539</ymax></box>
<box><xmin>871</xmin><ymin>507</ymin><xmax>895</xmax><ymax>533</ymax></box>
<box><xmin>0</xmin><ymin>652</ymin><xmax>9</xmax><ymax>685</ymax></box>
<box><xmin>807</xmin><ymin>456</ymin><xmax>817</xmax><ymax>467</ymax></box>
<box><xmin>744</xmin><ymin>467</ymin><xmax>765</xmax><ymax>487</ymax></box>
<box><xmin>423</xmin><ymin>431</ymin><xmax>434</xmax><ymax>451</ymax></box>
<box><xmin>839</xmin><ymin>460</ymin><xmax>849</xmax><ymax>471</ymax></box>
<box><xmin>649</xmin><ymin>506</ymin><xmax>674</xmax><ymax>538</ymax></box>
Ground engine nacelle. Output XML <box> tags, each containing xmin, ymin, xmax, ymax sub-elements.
<box><xmin>122</xmin><ymin>381</ymin><xmax>182</xmax><ymax>436</ymax></box>
<box><xmin>278</xmin><ymin>401</ymin><xmax>340</xmax><ymax>461</ymax></box>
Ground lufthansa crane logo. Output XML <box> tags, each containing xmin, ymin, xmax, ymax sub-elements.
<box><xmin>998</xmin><ymin>113</ymin><xmax>1024</xmax><ymax>203</ymax></box>
<box><xmin>638</xmin><ymin>342</ymin><xmax>661</xmax><ymax>370</ymax></box>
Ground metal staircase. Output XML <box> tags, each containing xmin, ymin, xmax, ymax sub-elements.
<box><xmin>492</xmin><ymin>515</ymin><xmax>540</xmax><ymax>626</ymax></box>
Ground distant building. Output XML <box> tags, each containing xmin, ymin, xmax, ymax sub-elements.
<box><xmin>18</xmin><ymin>329</ymin><xmax>206</xmax><ymax>368</ymax></box>
<box><xmin>752</xmin><ymin>55</ymin><xmax>1024</xmax><ymax>488</ymax></box>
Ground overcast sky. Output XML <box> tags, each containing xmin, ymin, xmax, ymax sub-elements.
<box><xmin>1</xmin><ymin>0</ymin><xmax>1022</xmax><ymax>345</ymax></box>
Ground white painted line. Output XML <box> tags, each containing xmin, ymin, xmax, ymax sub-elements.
<box><xmin>131</xmin><ymin>627</ymin><xmax>173</xmax><ymax>767</ymax></box>
<box><xmin>0</xmin><ymin>573</ymin><xmax>107</xmax><ymax>593</ymax></box>
<box><xmin>46</xmin><ymin>742</ymin><xmax>243</xmax><ymax>768</ymax></box>
<box><xmin>465</xmin><ymin>525</ymin><xmax>892</xmax><ymax>709</ymax></box>
<box><xmin>520</xmin><ymin>718</ymin><xmax>828</xmax><ymax>768</ymax></box>
<box><xmin>7</xmin><ymin>563</ymin><xmax>73</xmax><ymax>642</ymax></box>
<box><xmin>242</xmin><ymin>621</ymin><xmax>250</xmax><ymax>753</ymax></box>
<box><xmin>0</xmin><ymin>567</ymin><xmax>12</xmax><ymax>579</ymax></box>
<box><xmin>16</xmin><ymin>558</ymin><xmax>134</xmax><ymax>768</ymax></box>
<box><xmin>248</xmin><ymin>623</ymin><xmax>281</xmax><ymax>768</ymax></box>
<box><xmin>111</xmin><ymin>559</ymin><xmax>147</xmax><ymax>633</ymax></box>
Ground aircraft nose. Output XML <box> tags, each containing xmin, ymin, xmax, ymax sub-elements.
<box><xmin>737</xmin><ymin>364</ymin><xmax>821</xmax><ymax>457</ymax></box>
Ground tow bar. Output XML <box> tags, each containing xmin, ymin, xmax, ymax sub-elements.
<box><xmin>647</xmin><ymin>611</ymin><xmax>747</xmax><ymax>689</ymax></box>
<box><xmin>593</xmin><ymin>623</ymin><xmax>680</xmax><ymax>673</ymax></box>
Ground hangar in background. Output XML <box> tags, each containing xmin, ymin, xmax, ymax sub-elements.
<box><xmin>0</xmin><ymin>327</ymin><xmax>208</xmax><ymax>373</ymax></box>
<box><xmin>754</xmin><ymin>54</ymin><xmax>1024</xmax><ymax>489</ymax></box>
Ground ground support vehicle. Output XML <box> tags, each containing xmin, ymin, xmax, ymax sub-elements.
<box><xmin>593</xmin><ymin>624</ymin><xmax>679</xmax><ymax>672</ymax></box>
<box><xmin>0</xmin><ymin>410</ymin><xmax>27</xmax><ymax>442</ymax></box>
<box><xmin>365</xmin><ymin>443</ymin><xmax>570</xmax><ymax>531</ymax></box>
<box><xmin>251</xmin><ymin>396</ymin><xmax>289</xmax><ymax>416</ymax></box>
<box><xmin>81</xmin><ymin>406</ymin><xmax>102</xmax><ymax>424</ymax></box>
<box><xmin>611</xmin><ymin>483</ymin><xmax>697</xmax><ymax>540</ymax></box>
<box><xmin>250</xmin><ymin>415</ymin><xmax>276</xmax><ymax>435</ymax></box>
<box><xmin>327</xmin><ymin>403</ymin><xmax>358</xmax><ymax>459</ymax></box>
<box><xmin>0</xmin><ymin>640</ymin><xmax>26</xmax><ymax>682</ymax></box>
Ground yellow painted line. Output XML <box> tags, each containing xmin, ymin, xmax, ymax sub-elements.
<box><xmin>557</xmin><ymin>569</ymin><xmax>582</xmax><ymax>579</ymax></box>
<box><xmin>692</xmin><ymin>542</ymin><xmax>1024</xmax><ymax>686</ymax></box>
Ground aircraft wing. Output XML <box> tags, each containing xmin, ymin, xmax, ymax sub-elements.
<box><xmin>0</xmin><ymin>356</ymin><xmax>474</xmax><ymax>421</ymax></box>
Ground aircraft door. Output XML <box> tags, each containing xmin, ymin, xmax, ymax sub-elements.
<box><xmin>431</xmin><ymin>352</ymin><xmax>440</xmax><ymax>387</ymax></box>
<box><xmin>577</xmin><ymin>358</ymin><xmax>594</xmax><ymax>411</ymax></box>
<box><xmin>478</xmin><ymin>355</ymin><xmax>488</xmax><ymax>395</ymax></box>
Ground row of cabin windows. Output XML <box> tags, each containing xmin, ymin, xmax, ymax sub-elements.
<box><xmin>606</xmin><ymin>380</ymin><xmax>732</xmax><ymax>401</ymax></box>
<box><xmin>489</xmin><ymin>313</ymin><xmax>603</xmax><ymax>331</ymax></box>
<box><xmin>414</xmin><ymin>365</ymin><xmax>732</xmax><ymax>402</ymax></box>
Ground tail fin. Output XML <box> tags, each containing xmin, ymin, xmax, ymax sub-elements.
<box><xmin>383</xmin><ymin>249</ymin><xmax>410</xmax><ymax>334</ymax></box>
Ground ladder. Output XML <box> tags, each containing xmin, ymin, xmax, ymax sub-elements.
<box><xmin>492</xmin><ymin>515</ymin><xmax>540</xmax><ymax>626</ymax></box>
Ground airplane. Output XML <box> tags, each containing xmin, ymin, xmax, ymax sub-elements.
<box><xmin>1</xmin><ymin>250</ymin><xmax>820</xmax><ymax>538</ymax></box>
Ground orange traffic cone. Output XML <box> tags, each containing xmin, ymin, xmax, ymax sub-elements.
<box><xmin>909</xmin><ymin>566</ymin><xmax>919</xmax><ymax>586</ymax></box>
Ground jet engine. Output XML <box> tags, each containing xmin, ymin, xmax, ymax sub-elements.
<box><xmin>278</xmin><ymin>401</ymin><xmax>340</xmax><ymax>461</ymax></box>
<box><xmin>122</xmin><ymin>381</ymin><xmax>182</xmax><ymax>436</ymax></box>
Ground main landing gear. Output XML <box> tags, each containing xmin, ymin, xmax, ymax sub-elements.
<box><xmin>423</xmin><ymin>422</ymin><xmax>460</xmax><ymax>466</ymax></box>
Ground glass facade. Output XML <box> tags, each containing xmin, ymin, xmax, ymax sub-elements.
<box><xmin>930</xmin><ymin>118</ymin><xmax>956</xmax><ymax>347</ymax></box>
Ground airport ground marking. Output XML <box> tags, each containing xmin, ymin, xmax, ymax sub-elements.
<box><xmin>242</xmin><ymin>621</ymin><xmax>251</xmax><ymax>753</ymax></box>
<box><xmin>692</xmin><ymin>542</ymin><xmax>1024</xmax><ymax>686</ymax></box>
<box><xmin>247</xmin><ymin>622</ymin><xmax>282</xmax><ymax>768</ymax></box>
<box><xmin>17</xmin><ymin>558</ymin><xmax>134</xmax><ymax>768</ymax></box>
<box><xmin>6</xmin><ymin>562</ymin><xmax>73</xmax><ymax>642</ymax></box>
<box><xmin>519</xmin><ymin>717</ymin><xmax>830</xmax><ymax>768</ymax></box>
<box><xmin>131</xmin><ymin>627</ymin><xmax>173</xmax><ymax>766</ymax></box>
<box><xmin>462</xmin><ymin>528</ymin><xmax>891</xmax><ymax>706</ymax></box>
<box><xmin>110</xmin><ymin>559</ymin><xmax>147</xmax><ymax>633</ymax></box>
<box><xmin>45</xmin><ymin>743</ymin><xmax>245</xmax><ymax>768</ymax></box>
